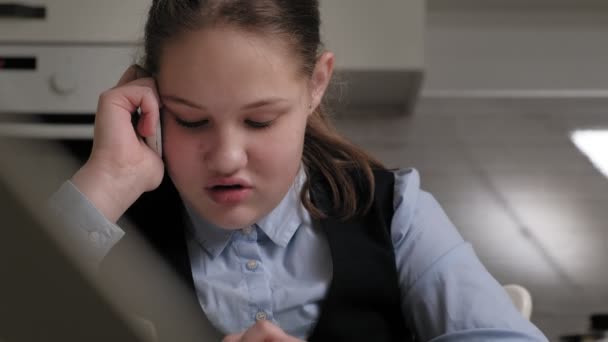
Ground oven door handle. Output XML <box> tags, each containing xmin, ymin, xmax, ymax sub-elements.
<box><xmin>0</xmin><ymin>3</ymin><xmax>46</xmax><ymax>19</ymax></box>
<box><xmin>0</xmin><ymin>123</ymin><xmax>93</xmax><ymax>140</ymax></box>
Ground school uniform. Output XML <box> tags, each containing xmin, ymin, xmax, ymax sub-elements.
<box><xmin>50</xmin><ymin>167</ymin><xmax>548</xmax><ymax>341</ymax></box>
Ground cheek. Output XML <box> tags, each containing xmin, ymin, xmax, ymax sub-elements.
<box><xmin>162</xmin><ymin>123</ymin><xmax>199</xmax><ymax>176</ymax></box>
<box><xmin>249</xmin><ymin>118</ymin><xmax>307</xmax><ymax>170</ymax></box>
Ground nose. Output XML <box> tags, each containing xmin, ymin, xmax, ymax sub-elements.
<box><xmin>203</xmin><ymin>127</ymin><xmax>247</xmax><ymax>176</ymax></box>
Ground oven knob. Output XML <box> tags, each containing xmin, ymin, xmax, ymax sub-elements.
<box><xmin>50</xmin><ymin>72</ymin><xmax>78</xmax><ymax>95</ymax></box>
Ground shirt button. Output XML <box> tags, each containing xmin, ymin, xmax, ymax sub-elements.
<box><xmin>88</xmin><ymin>231</ymin><xmax>101</xmax><ymax>243</ymax></box>
<box><xmin>255</xmin><ymin>311</ymin><xmax>267</xmax><ymax>321</ymax></box>
<box><xmin>242</xmin><ymin>226</ymin><xmax>253</xmax><ymax>235</ymax></box>
<box><xmin>246</xmin><ymin>260</ymin><xmax>258</xmax><ymax>271</ymax></box>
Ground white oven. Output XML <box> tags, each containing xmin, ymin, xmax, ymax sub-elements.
<box><xmin>0</xmin><ymin>44</ymin><xmax>137</xmax><ymax>139</ymax></box>
<box><xmin>0</xmin><ymin>44</ymin><xmax>139</xmax><ymax>192</ymax></box>
<box><xmin>0</xmin><ymin>1</ymin><xmax>150</xmax><ymax>190</ymax></box>
<box><xmin>0</xmin><ymin>0</ymin><xmax>150</xmax><ymax>136</ymax></box>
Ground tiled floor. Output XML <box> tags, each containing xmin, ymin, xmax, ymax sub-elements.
<box><xmin>335</xmin><ymin>98</ymin><xmax>608</xmax><ymax>341</ymax></box>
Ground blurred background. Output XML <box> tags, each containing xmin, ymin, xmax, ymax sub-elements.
<box><xmin>1</xmin><ymin>1</ymin><xmax>607</xmax><ymax>340</ymax></box>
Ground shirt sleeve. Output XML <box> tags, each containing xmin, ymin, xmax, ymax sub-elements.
<box><xmin>47</xmin><ymin>180</ymin><xmax>125</xmax><ymax>267</ymax></box>
<box><xmin>391</xmin><ymin>169</ymin><xmax>548</xmax><ymax>342</ymax></box>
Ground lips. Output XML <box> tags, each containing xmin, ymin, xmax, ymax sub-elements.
<box><xmin>205</xmin><ymin>177</ymin><xmax>253</xmax><ymax>205</ymax></box>
<box><xmin>210</xmin><ymin>184</ymin><xmax>246</xmax><ymax>190</ymax></box>
<box><xmin>206</xmin><ymin>177</ymin><xmax>252</xmax><ymax>189</ymax></box>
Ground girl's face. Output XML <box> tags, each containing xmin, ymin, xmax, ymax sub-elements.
<box><xmin>157</xmin><ymin>26</ymin><xmax>332</xmax><ymax>229</ymax></box>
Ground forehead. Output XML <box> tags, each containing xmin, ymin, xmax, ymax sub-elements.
<box><xmin>156</xmin><ymin>26</ymin><xmax>307</xmax><ymax>109</ymax></box>
<box><xmin>160</xmin><ymin>26</ymin><xmax>303</xmax><ymax>81</ymax></box>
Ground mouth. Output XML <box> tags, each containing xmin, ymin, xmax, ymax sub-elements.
<box><xmin>205</xmin><ymin>182</ymin><xmax>252</xmax><ymax>204</ymax></box>
<box><xmin>211</xmin><ymin>184</ymin><xmax>244</xmax><ymax>190</ymax></box>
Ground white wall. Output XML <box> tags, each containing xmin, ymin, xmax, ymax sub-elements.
<box><xmin>0</xmin><ymin>0</ymin><xmax>149</xmax><ymax>42</ymax></box>
<box><xmin>424</xmin><ymin>0</ymin><xmax>608</xmax><ymax>95</ymax></box>
<box><xmin>320</xmin><ymin>0</ymin><xmax>424</xmax><ymax>71</ymax></box>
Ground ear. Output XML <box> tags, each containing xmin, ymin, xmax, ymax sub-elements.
<box><xmin>309</xmin><ymin>51</ymin><xmax>334</xmax><ymax>112</ymax></box>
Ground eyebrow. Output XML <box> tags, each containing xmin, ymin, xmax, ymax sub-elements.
<box><xmin>161</xmin><ymin>95</ymin><xmax>204</xmax><ymax>110</ymax></box>
<box><xmin>161</xmin><ymin>95</ymin><xmax>289</xmax><ymax>111</ymax></box>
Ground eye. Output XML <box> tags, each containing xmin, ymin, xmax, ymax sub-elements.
<box><xmin>245</xmin><ymin>119</ymin><xmax>274</xmax><ymax>129</ymax></box>
<box><xmin>174</xmin><ymin>116</ymin><xmax>209</xmax><ymax>129</ymax></box>
<box><xmin>161</xmin><ymin>108</ymin><xmax>208</xmax><ymax>129</ymax></box>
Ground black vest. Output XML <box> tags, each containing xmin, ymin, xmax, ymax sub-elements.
<box><xmin>101</xmin><ymin>169</ymin><xmax>413</xmax><ymax>341</ymax></box>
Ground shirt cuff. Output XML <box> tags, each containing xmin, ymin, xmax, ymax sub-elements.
<box><xmin>47</xmin><ymin>180</ymin><xmax>125</xmax><ymax>266</ymax></box>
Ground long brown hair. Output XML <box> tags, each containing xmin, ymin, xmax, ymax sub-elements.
<box><xmin>143</xmin><ymin>0</ymin><xmax>385</xmax><ymax>220</ymax></box>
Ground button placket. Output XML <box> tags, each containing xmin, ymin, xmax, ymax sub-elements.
<box><xmin>233</xmin><ymin>230</ymin><xmax>272</xmax><ymax>327</ymax></box>
<box><xmin>255</xmin><ymin>311</ymin><xmax>267</xmax><ymax>321</ymax></box>
<box><xmin>246</xmin><ymin>259</ymin><xmax>258</xmax><ymax>271</ymax></box>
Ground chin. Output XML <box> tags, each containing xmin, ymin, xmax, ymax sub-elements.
<box><xmin>205</xmin><ymin>207</ymin><xmax>260</xmax><ymax>230</ymax></box>
<box><xmin>213</xmin><ymin>217</ymin><xmax>256</xmax><ymax>230</ymax></box>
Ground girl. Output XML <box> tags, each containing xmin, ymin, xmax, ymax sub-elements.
<box><xmin>52</xmin><ymin>0</ymin><xmax>548</xmax><ymax>341</ymax></box>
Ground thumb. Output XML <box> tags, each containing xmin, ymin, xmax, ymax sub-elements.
<box><xmin>222</xmin><ymin>332</ymin><xmax>244</xmax><ymax>342</ymax></box>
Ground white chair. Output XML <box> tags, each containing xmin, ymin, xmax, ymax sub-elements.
<box><xmin>503</xmin><ymin>284</ymin><xmax>533</xmax><ymax>320</ymax></box>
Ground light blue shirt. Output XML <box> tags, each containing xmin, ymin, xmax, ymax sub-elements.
<box><xmin>50</xmin><ymin>168</ymin><xmax>548</xmax><ymax>341</ymax></box>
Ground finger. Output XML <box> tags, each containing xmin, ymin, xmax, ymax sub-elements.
<box><xmin>134</xmin><ymin>64</ymin><xmax>151</xmax><ymax>78</ymax></box>
<box><xmin>115</xmin><ymin>64</ymin><xmax>151</xmax><ymax>87</ymax></box>
<box><xmin>240</xmin><ymin>321</ymin><xmax>288</xmax><ymax>342</ymax></box>
<box><xmin>135</xmin><ymin>86</ymin><xmax>161</xmax><ymax>138</ymax></box>
<box><xmin>222</xmin><ymin>332</ymin><xmax>244</xmax><ymax>342</ymax></box>
<box><xmin>129</xmin><ymin>79</ymin><xmax>162</xmax><ymax>138</ymax></box>
<box><xmin>115</xmin><ymin>77</ymin><xmax>162</xmax><ymax>138</ymax></box>
<box><xmin>97</xmin><ymin>84</ymin><xmax>161</xmax><ymax>136</ymax></box>
<box><xmin>115</xmin><ymin>65</ymin><xmax>139</xmax><ymax>87</ymax></box>
<box><xmin>137</xmin><ymin>109</ymin><xmax>159</xmax><ymax>139</ymax></box>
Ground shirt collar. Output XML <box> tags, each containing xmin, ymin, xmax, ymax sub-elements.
<box><xmin>256</xmin><ymin>166</ymin><xmax>308</xmax><ymax>248</ymax></box>
<box><xmin>185</xmin><ymin>166</ymin><xmax>308</xmax><ymax>258</ymax></box>
<box><xmin>184</xmin><ymin>204</ymin><xmax>233</xmax><ymax>258</ymax></box>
